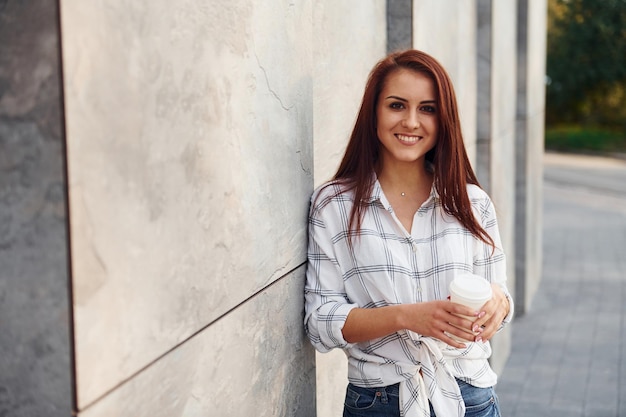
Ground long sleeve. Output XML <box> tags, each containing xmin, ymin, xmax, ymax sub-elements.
<box><xmin>304</xmin><ymin>194</ymin><xmax>358</xmax><ymax>352</ymax></box>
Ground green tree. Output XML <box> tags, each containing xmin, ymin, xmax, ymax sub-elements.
<box><xmin>547</xmin><ymin>0</ymin><xmax>626</xmax><ymax>129</ymax></box>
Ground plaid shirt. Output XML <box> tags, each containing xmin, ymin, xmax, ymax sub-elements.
<box><xmin>304</xmin><ymin>178</ymin><xmax>514</xmax><ymax>417</ymax></box>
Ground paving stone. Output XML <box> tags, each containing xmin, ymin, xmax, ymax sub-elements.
<box><xmin>497</xmin><ymin>153</ymin><xmax>626</xmax><ymax>417</ymax></box>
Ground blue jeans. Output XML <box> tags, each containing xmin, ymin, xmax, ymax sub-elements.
<box><xmin>343</xmin><ymin>379</ymin><xmax>501</xmax><ymax>417</ymax></box>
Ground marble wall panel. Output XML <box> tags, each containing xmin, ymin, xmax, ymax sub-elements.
<box><xmin>412</xmin><ymin>0</ymin><xmax>478</xmax><ymax>164</ymax></box>
<box><xmin>524</xmin><ymin>111</ymin><xmax>545</xmax><ymax>306</ymax></box>
<box><xmin>60</xmin><ymin>0</ymin><xmax>314</xmax><ymax>408</ymax></box>
<box><xmin>312</xmin><ymin>3</ymin><xmax>387</xmax><ymax>416</ymax></box>
<box><xmin>489</xmin><ymin>0</ymin><xmax>517</xmax><ymax>274</ymax></box>
<box><xmin>76</xmin><ymin>267</ymin><xmax>315</xmax><ymax>417</ymax></box>
<box><xmin>514</xmin><ymin>0</ymin><xmax>530</xmax><ymax>315</ymax></box>
<box><xmin>483</xmin><ymin>0</ymin><xmax>518</xmax><ymax>374</ymax></box>
<box><xmin>387</xmin><ymin>0</ymin><xmax>413</xmax><ymax>53</ymax></box>
<box><xmin>526</xmin><ymin>0</ymin><xmax>548</xmax><ymax>118</ymax></box>
<box><xmin>524</xmin><ymin>0</ymin><xmax>547</xmax><ymax>311</ymax></box>
<box><xmin>526</xmin><ymin>0</ymin><xmax>548</xmax><ymax>305</ymax></box>
<box><xmin>0</xmin><ymin>1</ymin><xmax>73</xmax><ymax>415</ymax></box>
<box><xmin>312</xmin><ymin>1</ymin><xmax>386</xmax><ymax>186</ymax></box>
<box><xmin>515</xmin><ymin>0</ymin><xmax>547</xmax><ymax>314</ymax></box>
<box><xmin>476</xmin><ymin>0</ymin><xmax>493</xmax><ymax>189</ymax></box>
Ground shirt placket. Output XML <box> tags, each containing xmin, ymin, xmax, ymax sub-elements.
<box><xmin>377</xmin><ymin>191</ymin><xmax>431</xmax><ymax>303</ymax></box>
<box><xmin>410</xmin><ymin>204</ymin><xmax>433</xmax><ymax>302</ymax></box>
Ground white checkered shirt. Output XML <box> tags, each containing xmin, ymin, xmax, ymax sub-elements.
<box><xmin>304</xmin><ymin>178</ymin><xmax>514</xmax><ymax>417</ymax></box>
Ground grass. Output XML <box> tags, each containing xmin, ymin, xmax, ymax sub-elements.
<box><xmin>545</xmin><ymin>125</ymin><xmax>626</xmax><ymax>155</ymax></box>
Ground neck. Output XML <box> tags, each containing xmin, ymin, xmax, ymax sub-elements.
<box><xmin>376</xmin><ymin>160</ymin><xmax>433</xmax><ymax>197</ymax></box>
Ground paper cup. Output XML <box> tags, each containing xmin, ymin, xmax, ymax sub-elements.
<box><xmin>447</xmin><ymin>274</ymin><xmax>492</xmax><ymax>342</ymax></box>
<box><xmin>449</xmin><ymin>274</ymin><xmax>493</xmax><ymax>313</ymax></box>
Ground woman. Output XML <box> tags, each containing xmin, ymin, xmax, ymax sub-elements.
<box><xmin>304</xmin><ymin>50</ymin><xmax>513</xmax><ymax>417</ymax></box>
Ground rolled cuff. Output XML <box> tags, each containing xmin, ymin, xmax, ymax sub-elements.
<box><xmin>306</xmin><ymin>302</ymin><xmax>359</xmax><ymax>352</ymax></box>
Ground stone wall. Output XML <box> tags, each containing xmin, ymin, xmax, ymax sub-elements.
<box><xmin>0</xmin><ymin>1</ymin><xmax>73</xmax><ymax>416</ymax></box>
<box><xmin>60</xmin><ymin>0</ymin><xmax>315</xmax><ymax>415</ymax></box>
<box><xmin>515</xmin><ymin>0</ymin><xmax>547</xmax><ymax>315</ymax></box>
<box><xmin>477</xmin><ymin>0</ymin><xmax>519</xmax><ymax>374</ymax></box>
<box><xmin>0</xmin><ymin>1</ymin><xmax>546</xmax><ymax>416</ymax></box>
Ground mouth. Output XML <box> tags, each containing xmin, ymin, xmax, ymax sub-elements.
<box><xmin>395</xmin><ymin>134</ymin><xmax>422</xmax><ymax>144</ymax></box>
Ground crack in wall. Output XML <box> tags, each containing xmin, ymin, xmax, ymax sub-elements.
<box><xmin>254</xmin><ymin>53</ymin><xmax>293</xmax><ymax>112</ymax></box>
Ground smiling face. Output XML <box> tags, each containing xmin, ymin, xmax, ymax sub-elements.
<box><xmin>375</xmin><ymin>68</ymin><xmax>438</xmax><ymax>170</ymax></box>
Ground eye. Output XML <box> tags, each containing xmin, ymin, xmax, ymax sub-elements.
<box><xmin>388</xmin><ymin>101</ymin><xmax>405</xmax><ymax>110</ymax></box>
<box><xmin>420</xmin><ymin>105</ymin><xmax>437</xmax><ymax>113</ymax></box>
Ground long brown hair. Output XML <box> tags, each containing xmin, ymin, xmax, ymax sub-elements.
<box><xmin>332</xmin><ymin>49</ymin><xmax>494</xmax><ymax>248</ymax></box>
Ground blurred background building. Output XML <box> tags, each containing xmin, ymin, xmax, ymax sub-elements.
<box><xmin>0</xmin><ymin>1</ymin><xmax>547</xmax><ymax>416</ymax></box>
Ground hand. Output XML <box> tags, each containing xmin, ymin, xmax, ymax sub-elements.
<box><xmin>471</xmin><ymin>284</ymin><xmax>510</xmax><ymax>343</ymax></box>
<box><xmin>403</xmin><ymin>300</ymin><xmax>481</xmax><ymax>349</ymax></box>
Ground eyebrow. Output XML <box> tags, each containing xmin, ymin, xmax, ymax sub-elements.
<box><xmin>385</xmin><ymin>95</ymin><xmax>436</xmax><ymax>104</ymax></box>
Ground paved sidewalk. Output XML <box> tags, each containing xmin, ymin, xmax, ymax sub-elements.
<box><xmin>497</xmin><ymin>152</ymin><xmax>626</xmax><ymax>417</ymax></box>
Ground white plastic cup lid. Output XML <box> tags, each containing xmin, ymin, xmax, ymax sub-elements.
<box><xmin>449</xmin><ymin>274</ymin><xmax>493</xmax><ymax>301</ymax></box>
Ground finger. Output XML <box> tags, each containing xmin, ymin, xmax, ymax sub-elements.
<box><xmin>471</xmin><ymin>299</ymin><xmax>497</xmax><ymax>328</ymax></box>
<box><xmin>477</xmin><ymin>311</ymin><xmax>506</xmax><ymax>341</ymax></box>
<box><xmin>446</xmin><ymin>312</ymin><xmax>477</xmax><ymax>330</ymax></box>
<box><xmin>447</xmin><ymin>302</ymin><xmax>480</xmax><ymax>318</ymax></box>
<box><xmin>469</xmin><ymin>310</ymin><xmax>490</xmax><ymax>329</ymax></box>
<box><xmin>474</xmin><ymin>293</ymin><xmax>507</xmax><ymax>330</ymax></box>
<box><xmin>437</xmin><ymin>329</ymin><xmax>468</xmax><ymax>349</ymax></box>
<box><xmin>477</xmin><ymin>323</ymin><xmax>498</xmax><ymax>342</ymax></box>
<box><xmin>443</xmin><ymin>322</ymin><xmax>476</xmax><ymax>342</ymax></box>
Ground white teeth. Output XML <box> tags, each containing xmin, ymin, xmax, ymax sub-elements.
<box><xmin>396</xmin><ymin>134</ymin><xmax>421</xmax><ymax>143</ymax></box>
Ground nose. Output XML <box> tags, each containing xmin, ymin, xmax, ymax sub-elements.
<box><xmin>402</xmin><ymin>112</ymin><xmax>420</xmax><ymax>129</ymax></box>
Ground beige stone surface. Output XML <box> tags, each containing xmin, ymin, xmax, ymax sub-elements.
<box><xmin>522</xmin><ymin>0</ymin><xmax>547</xmax><ymax>310</ymax></box>
<box><xmin>490</xmin><ymin>0</ymin><xmax>518</xmax><ymax>154</ymax></box>
<box><xmin>312</xmin><ymin>1</ymin><xmax>386</xmax><ymax>186</ymax></box>
<box><xmin>520</xmin><ymin>110</ymin><xmax>545</xmax><ymax>312</ymax></box>
<box><xmin>77</xmin><ymin>267</ymin><xmax>315</xmax><ymax>417</ymax></box>
<box><xmin>489</xmin><ymin>0</ymin><xmax>517</xmax><ymax>278</ymax></box>
<box><xmin>483</xmin><ymin>0</ymin><xmax>518</xmax><ymax>375</ymax></box>
<box><xmin>526</xmin><ymin>0</ymin><xmax>548</xmax><ymax>118</ymax></box>
<box><xmin>311</xmin><ymin>3</ymin><xmax>386</xmax><ymax>416</ymax></box>
<box><xmin>61</xmin><ymin>0</ymin><xmax>313</xmax><ymax>407</ymax></box>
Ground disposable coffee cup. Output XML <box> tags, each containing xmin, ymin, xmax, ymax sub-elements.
<box><xmin>447</xmin><ymin>274</ymin><xmax>492</xmax><ymax>342</ymax></box>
